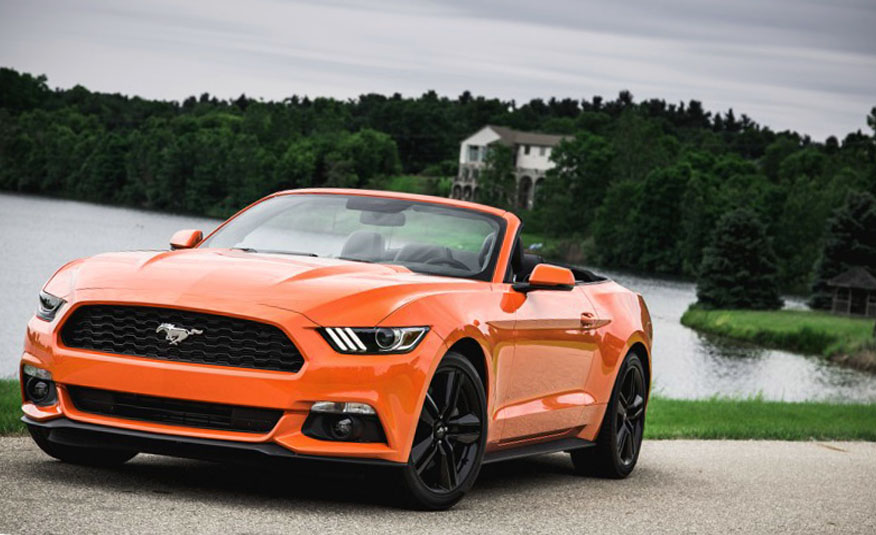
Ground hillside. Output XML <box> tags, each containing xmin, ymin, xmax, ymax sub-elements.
<box><xmin>1</xmin><ymin>68</ymin><xmax>874</xmax><ymax>292</ymax></box>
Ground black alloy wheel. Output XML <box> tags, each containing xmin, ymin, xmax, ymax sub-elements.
<box><xmin>571</xmin><ymin>351</ymin><xmax>647</xmax><ymax>478</ymax></box>
<box><xmin>615</xmin><ymin>361</ymin><xmax>646</xmax><ymax>466</ymax></box>
<box><xmin>400</xmin><ymin>352</ymin><xmax>487</xmax><ymax>510</ymax></box>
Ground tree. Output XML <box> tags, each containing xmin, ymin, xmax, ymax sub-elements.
<box><xmin>339</xmin><ymin>128</ymin><xmax>401</xmax><ymax>184</ymax></box>
<box><xmin>610</xmin><ymin>110</ymin><xmax>676</xmax><ymax>183</ymax></box>
<box><xmin>629</xmin><ymin>163</ymin><xmax>691</xmax><ymax>273</ymax></box>
<box><xmin>592</xmin><ymin>180</ymin><xmax>642</xmax><ymax>267</ymax></box>
<box><xmin>696</xmin><ymin>209</ymin><xmax>782</xmax><ymax>310</ymax></box>
<box><xmin>679</xmin><ymin>165</ymin><xmax>721</xmax><ymax>274</ymax></box>
<box><xmin>476</xmin><ymin>143</ymin><xmax>515</xmax><ymax>209</ymax></box>
<box><xmin>809</xmin><ymin>191</ymin><xmax>876</xmax><ymax>309</ymax></box>
<box><xmin>274</xmin><ymin>138</ymin><xmax>317</xmax><ymax>190</ymax></box>
<box><xmin>76</xmin><ymin>132</ymin><xmax>130</xmax><ymax>203</ymax></box>
<box><xmin>535</xmin><ymin>132</ymin><xmax>614</xmax><ymax>235</ymax></box>
<box><xmin>0</xmin><ymin>68</ymin><xmax>49</xmax><ymax>111</ymax></box>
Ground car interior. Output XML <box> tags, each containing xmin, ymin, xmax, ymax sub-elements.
<box><xmin>338</xmin><ymin>230</ymin><xmax>496</xmax><ymax>274</ymax></box>
<box><xmin>338</xmin><ymin>230</ymin><xmax>606</xmax><ymax>284</ymax></box>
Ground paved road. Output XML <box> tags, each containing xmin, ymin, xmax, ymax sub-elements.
<box><xmin>0</xmin><ymin>438</ymin><xmax>874</xmax><ymax>534</ymax></box>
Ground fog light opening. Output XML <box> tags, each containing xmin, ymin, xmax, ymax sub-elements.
<box><xmin>30</xmin><ymin>380</ymin><xmax>49</xmax><ymax>401</ymax></box>
<box><xmin>332</xmin><ymin>417</ymin><xmax>355</xmax><ymax>440</ymax></box>
<box><xmin>24</xmin><ymin>376</ymin><xmax>57</xmax><ymax>406</ymax></box>
<box><xmin>302</xmin><ymin>402</ymin><xmax>386</xmax><ymax>443</ymax></box>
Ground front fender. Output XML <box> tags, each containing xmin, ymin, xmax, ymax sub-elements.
<box><xmin>378</xmin><ymin>287</ymin><xmax>514</xmax><ymax>446</ymax></box>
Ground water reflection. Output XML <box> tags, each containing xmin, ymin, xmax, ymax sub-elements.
<box><xmin>1</xmin><ymin>194</ymin><xmax>874</xmax><ymax>401</ymax></box>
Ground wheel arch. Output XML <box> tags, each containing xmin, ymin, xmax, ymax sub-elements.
<box><xmin>446</xmin><ymin>337</ymin><xmax>489</xmax><ymax>396</ymax></box>
<box><xmin>627</xmin><ymin>341</ymin><xmax>651</xmax><ymax>391</ymax></box>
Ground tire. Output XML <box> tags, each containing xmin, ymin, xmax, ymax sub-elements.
<box><xmin>571</xmin><ymin>351</ymin><xmax>647</xmax><ymax>478</ymax></box>
<box><xmin>28</xmin><ymin>425</ymin><xmax>138</xmax><ymax>467</ymax></box>
<box><xmin>398</xmin><ymin>352</ymin><xmax>487</xmax><ymax>510</ymax></box>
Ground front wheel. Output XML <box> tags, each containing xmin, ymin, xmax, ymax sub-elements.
<box><xmin>571</xmin><ymin>351</ymin><xmax>647</xmax><ymax>478</ymax></box>
<box><xmin>399</xmin><ymin>352</ymin><xmax>487</xmax><ymax>510</ymax></box>
<box><xmin>28</xmin><ymin>426</ymin><xmax>138</xmax><ymax>467</ymax></box>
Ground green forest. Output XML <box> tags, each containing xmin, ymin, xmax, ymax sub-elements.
<box><xmin>1</xmin><ymin>68</ymin><xmax>874</xmax><ymax>295</ymax></box>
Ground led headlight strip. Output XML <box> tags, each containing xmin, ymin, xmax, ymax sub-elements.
<box><xmin>36</xmin><ymin>290</ymin><xmax>65</xmax><ymax>322</ymax></box>
<box><xmin>320</xmin><ymin>327</ymin><xmax>428</xmax><ymax>354</ymax></box>
<box><xmin>325</xmin><ymin>327</ymin><xmax>368</xmax><ymax>352</ymax></box>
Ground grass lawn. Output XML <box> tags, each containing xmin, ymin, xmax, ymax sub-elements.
<box><xmin>644</xmin><ymin>396</ymin><xmax>876</xmax><ymax>440</ymax></box>
<box><xmin>520</xmin><ymin>231</ymin><xmax>548</xmax><ymax>249</ymax></box>
<box><xmin>1</xmin><ymin>379</ymin><xmax>23</xmax><ymax>435</ymax></box>
<box><xmin>1</xmin><ymin>379</ymin><xmax>874</xmax><ymax>440</ymax></box>
<box><xmin>681</xmin><ymin>306</ymin><xmax>875</xmax><ymax>358</ymax></box>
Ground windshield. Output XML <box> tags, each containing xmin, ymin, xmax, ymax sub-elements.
<box><xmin>202</xmin><ymin>194</ymin><xmax>505</xmax><ymax>280</ymax></box>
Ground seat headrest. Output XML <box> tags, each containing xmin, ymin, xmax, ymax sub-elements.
<box><xmin>340</xmin><ymin>231</ymin><xmax>386</xmax><ymax>261</ymax></box>
<box><xmin>394</xmin><ymin>243</ymin><xmax>444</xmax><ymax>264</ymax></box>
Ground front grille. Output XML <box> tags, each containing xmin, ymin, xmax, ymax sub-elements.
<box><xmin>60</xmin><ymin>305</ymin><xmax>304</xmax><ymax>373</ymax></box>
<box><xmin>67</xmin><ymin>386</ymin><xmax>283</xmax><ymax>433</ymax></box>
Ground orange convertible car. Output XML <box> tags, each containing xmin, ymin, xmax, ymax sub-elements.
<box><xmin>20</xmin><ymin>189</ymin><xmax>652</xmax><ymax>509</ymax></box>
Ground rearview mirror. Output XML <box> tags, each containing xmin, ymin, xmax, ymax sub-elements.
<box><xmin>360</xmin><ymin>210</ymin><xmax>406</xmax><ymax>227</ymax></box>
<box><xmin>512</xmin><ymin>264</ymin><xmax>575</xmax><ymax>293</ymax></box>
<box><xmin>170</xmin><ymin>229</ymin><xmax>203</xmax><ymax>250</ymax></box>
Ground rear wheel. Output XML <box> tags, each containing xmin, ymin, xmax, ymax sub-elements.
<box><xmin>571</xmin><ymin>351</ymin><xmax>646</xmax><ymax>478</ymax></box>
<box><xmin>399</xmin><ymin>352</ymin><xmax>487</xmax><ymax>510</ymax></box>
<box><xmin>28</xmin><ymin>426</ymin><xmax>138</xmax><ymax>467</ymax></box>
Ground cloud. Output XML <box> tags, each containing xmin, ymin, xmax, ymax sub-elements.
<box><xmin>0</xmin><ymin>0</ymin><xmax>873</xmax><ymax>139</ymax></box>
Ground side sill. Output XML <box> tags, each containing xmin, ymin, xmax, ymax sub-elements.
<box><xmin>482</xmin><ymin>437</ymin><xmax>594</xmax><ymax>465</ymax></box>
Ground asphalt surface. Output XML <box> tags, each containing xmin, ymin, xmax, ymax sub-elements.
<box><xmin>0</xmin><ymin>437</ymin><xmax>874</xmax><ymax>534</ymax></box>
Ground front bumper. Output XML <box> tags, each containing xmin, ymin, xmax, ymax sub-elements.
<box><xmin>22</xmin><ymin>290</ymin><xmax>444</xmax><ymax>464</ymax></box>
<box><xmin>23</xmin><ymin>416</ymin><xmax>403</xmax><ymax>466</ymax></box>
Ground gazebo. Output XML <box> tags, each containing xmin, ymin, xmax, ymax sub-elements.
<box><xmin>827</xmin><ymin>266</ymin><xmax>876</xmax><ymax>317</ymax></box>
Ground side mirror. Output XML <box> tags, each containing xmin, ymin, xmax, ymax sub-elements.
<box><xmin>512</xmin><ymin>264</ymin><xmax>575</xmax><ymax>293</ymax></box>
<box><xmin>169</xmin><ymin>229</ymin><xmax>203</xmax><ymax>250</ymax></box>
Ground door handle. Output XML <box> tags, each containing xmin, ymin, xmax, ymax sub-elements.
<box><xmin>580</xmin><ymin>312</ymin><xmax>611</xmax><ymax>330</ymax></box>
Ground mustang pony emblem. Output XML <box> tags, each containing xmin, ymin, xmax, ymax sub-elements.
<box><xmin>155</xmin><ymin>323</ymin><xmax>203</xmax><ymax>345</ymax></box>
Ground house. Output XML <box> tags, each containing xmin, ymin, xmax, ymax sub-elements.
<box><xmin>450</xmin><ymin>125</ymin><xmax>569</xmax><ymax>209</ymax></box>
<box><xmin>827</xmin><ymin>266</ymin><xmax>876</xmax><ymax>317</ymax></box>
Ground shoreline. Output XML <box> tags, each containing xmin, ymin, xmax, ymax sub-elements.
<box><xmin>681</xmin><ymin>306</ymin><xmax>876</xmax><ymax>373</ymax></box>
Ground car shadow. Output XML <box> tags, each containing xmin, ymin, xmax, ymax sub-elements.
<box><xmin>20</xmin><ymin>450</ymin><xmax>609</xmax><ymax>511</ymax></box>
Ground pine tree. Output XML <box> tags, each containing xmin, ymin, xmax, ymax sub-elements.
<box><xmin>809</xmin><ymin>191</ymin><xmax>876</xmax><ymax>309</ymax></box>
<box><xmin>696</xmin><ymin>208</ymin><xmax>782</xmax><ymax>309</ymax></box>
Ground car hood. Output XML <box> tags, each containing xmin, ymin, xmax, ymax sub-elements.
<box><xmin>48</xmin><ymin>248</ymin><xmax>483</xmax><ymax>326</ymax></box>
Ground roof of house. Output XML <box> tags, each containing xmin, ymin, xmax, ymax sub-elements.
<box><xmin>485</xmin><ymin>125</ymin><xmax>570</xmax><ymax>147</ymax></box>
<box><xmin>828</xmin><ymin>266</ymin><xmax>876</xmax><ymax>290</ymax></box>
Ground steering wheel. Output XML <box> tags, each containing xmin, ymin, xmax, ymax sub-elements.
<box><xmin>424</xmin><ymin>249</ymin><xmax>470</xmax><ymax>271</ymax></box>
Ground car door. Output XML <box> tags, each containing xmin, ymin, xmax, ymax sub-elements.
<box><xmin>497</xmin><ymin>285</ymin><xmax>602</xmax><ymax>442</ymax></box>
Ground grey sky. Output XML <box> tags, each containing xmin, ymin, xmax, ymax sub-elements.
<box><xmin>1</xmin><ymin>0</ymin><xmax>874</xmax><ymax>140</ymax></box>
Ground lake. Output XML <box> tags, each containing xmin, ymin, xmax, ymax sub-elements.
<box><xmin>2</xmin><ymin>193</ymin><xmax>875</xmax><ymax>402</ymax></box>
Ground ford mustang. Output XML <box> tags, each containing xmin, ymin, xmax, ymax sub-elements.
<box><xmin>20</xmin><ymin>189</ymin><xmax>652</xmax><ymax>510</ymax></box>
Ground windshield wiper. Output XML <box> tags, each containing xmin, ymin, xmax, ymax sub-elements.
<box><xmin>232</xmin><ymin>247</ymin><xmax>318</xmax><ymax>257</ymax></box>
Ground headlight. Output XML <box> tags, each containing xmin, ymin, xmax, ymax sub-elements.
<box><xmin>36</xmin><ymin>290</ymin><xmax>65</xmax><ymax>322</ymax></box>
<box><xmin>319</xmin><ymin>327</ymin><xmax>428</xmax><ymax>354</ymax></box>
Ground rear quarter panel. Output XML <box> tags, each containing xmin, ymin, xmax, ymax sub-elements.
<box><xmin>579</xmin><ymin>280</ymin><xmax>653</xmax><ymax>405</ymax></box>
